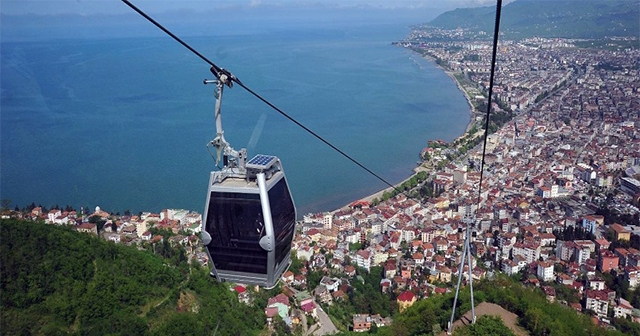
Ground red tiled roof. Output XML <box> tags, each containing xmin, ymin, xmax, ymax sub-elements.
<box><xmin>398</xmin><ymin>291</ymin><xmax>415</xmax><ymax>302</ymax></box>
<box><xmin>265</xmin><ymin>307</ymin><xmax>279</xmax><ymax>318</ymax></box>
<box><xmin>268</xmin><ymin>293</ymin><xmax>290</xmax><ymax>307</ymax></box>
<box><xmin>301</xmin><ymin>301</ymin><xmax>316</xmax><ymax>312</ymax></box>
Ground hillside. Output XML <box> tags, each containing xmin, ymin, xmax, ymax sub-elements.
<box><xmin>429</xmin><ymin>0</ymin><xmax>640</xmax><ymax>39</ymax></box>
<box><xmin>365</xmin><ymin>275</ymin><xmax>634</xmax><ymax>336</ymax></box>
<box><xmin>0</xmin><ymin>219</ymin><xmax>266</xmax><ymax>335</ymax></box>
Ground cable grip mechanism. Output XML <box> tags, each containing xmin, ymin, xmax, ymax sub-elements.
<box><xmin>204</xmin><ymin>74</ymin><xmax>246</xmax><ymax>173</ymax></box>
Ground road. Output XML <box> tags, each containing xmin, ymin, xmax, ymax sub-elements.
<box><xmin>309</xmin><ymin>304</ymin><xmax>338</xmax><ymax>336</ymax></box>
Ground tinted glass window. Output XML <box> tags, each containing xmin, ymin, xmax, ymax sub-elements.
<box><xmin>268</xmin><ymin>178</ymin><xmax>296</xmax><ymax>268</ymax></box>
<box><xmin>205</xmin><ymin>191</ymin><xmax>268</xmax><ymax>274</ymax></box>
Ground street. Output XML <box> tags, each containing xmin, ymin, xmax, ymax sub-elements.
<box><xmin>308</xmin><ymin>304</ymin><xmax>338</xmax><ymax>336</ymax></box>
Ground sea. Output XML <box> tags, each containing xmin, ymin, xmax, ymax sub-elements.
<box><xmin>1</xmin><ymin>10</ymin><xmax>470</xmax><ymax>216</ymax></box>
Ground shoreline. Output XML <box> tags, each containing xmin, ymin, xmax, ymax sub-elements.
<box><xmin>425</xmin><ymin>54</ymin><xmax>479</xmax><ymax>133</ymax></box>
<box><xmin>332</xmin><ymin>51</ymin><xmax>478</xmax><ymax>213</ymax></box>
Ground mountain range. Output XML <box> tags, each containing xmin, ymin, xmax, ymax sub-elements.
<box><xmin>429</xmin><ymin>0</ymin><xmax>640</xmax><ymax>39</ymax></box>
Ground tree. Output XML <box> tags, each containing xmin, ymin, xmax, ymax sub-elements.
<box><xmin>271</xmin><ymin>315</ymin><xmax>291</xmax><ymax>335</ymax></box>
<box><xmin>289</xmin><ymin>252</ymin><xmax>303</xmax><ymax>274</ymax></box>
<box><xmin>613</xmin><ymin>317</ymin><xmax>640</xmax><ymax>335</ymax></box>
<box><xmin>369</xmin><ymin>323</ymin><xmax>378</xmax><ymax>334</ymax></box>
<box><xmin>88</xmin><ymin>215</ymin><xmax>107</xmax><ymax>231</ymax></box>
<box><xmin>307</xmin><ymin>269</ymin><xmax>324</xmax><ymax>290</ymax></box>
<box><xmin>152</xmin><ymin>313</ymin><xmax>204</xmax><ymax>335</ymax></box>
<box><xmin>453</xmin><ymin>315</ymin><xmax>515</xmax><ymax>336</ymax></box>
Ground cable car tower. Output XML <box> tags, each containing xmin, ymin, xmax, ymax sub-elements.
<box><xmin>448</xmin><ymin>206</ymin><xmax>477</xmax><ymax>334</ymax></box>
<box><xmin>200</xmin><ymin>70</ymin><xmax>297</xmax><ymax>289</ymax></box>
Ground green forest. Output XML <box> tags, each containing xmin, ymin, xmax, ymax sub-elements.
<box><xmin>0</xmin><ymin>219</ymin><xmax>267</xmax><ymax>335</ymax></box>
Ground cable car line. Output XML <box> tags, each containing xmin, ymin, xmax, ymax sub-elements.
<box><xmin>449</xmin><ymin>1</ymin><xmax>502</xmax><ymax>333</ymax></box>
<box><xmin>233</xmin><ymin>80</ymin><xmax>400</xmax><ymax>194</ymax></box>
<box><xmin>475</xmin><ymin>0</ymin><xmax>503</xmax><ymax>211</ymax></box>
<box><xmin>121</xmin><ymin>0</ymin><xmax>402</xmax><ymax>195</ymax></box>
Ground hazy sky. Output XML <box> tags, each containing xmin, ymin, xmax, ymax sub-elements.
<box><xmin>1</xmin><ymin>0</ymin><xmax>508</xmax><ymax>15</ymax></box>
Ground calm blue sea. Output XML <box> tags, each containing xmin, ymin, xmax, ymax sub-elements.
<box><xmin>1</xmin><ymin>17</ymin><xmax>469</xmax><ymax>216</ymax></box>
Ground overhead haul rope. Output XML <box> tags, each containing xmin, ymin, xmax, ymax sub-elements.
<box><xmin>121</xmin><ymin>0</ymin><xmax>402</xmax><ymax>196</ymax></box>
<box><xmin>476</xmin><ymin>0</ymin><xmax>503</xmax><ymax>212</ymax></box>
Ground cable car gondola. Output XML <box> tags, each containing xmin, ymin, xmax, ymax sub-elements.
<box><xmin>200</xmin><ymin>73</ymin><xmax>297</xmax><ymax>289</ymax></box>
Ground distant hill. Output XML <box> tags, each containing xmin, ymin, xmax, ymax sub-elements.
<box><xmin>429</xmin><ymin>0</ymin><xmax>640</xmax><ymax>39</ymax></box>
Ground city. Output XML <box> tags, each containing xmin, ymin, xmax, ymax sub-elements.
<box><xmin>3</xmin><ymin>22</ymin><xmax>640</xmax><ymax>336</ymax></box>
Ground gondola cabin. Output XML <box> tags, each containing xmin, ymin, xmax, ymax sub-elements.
<box><xmin>201</xmin><ymin>154</ymin><xmax>296</xmax><ymax>288</ymax></box>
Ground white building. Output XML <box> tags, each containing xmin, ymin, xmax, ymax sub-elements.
<box><xmin>614</xmin><ymin>298</ymin><xmax>634</xmax><ymax>319</ymax></box>
<box><xmin>626</xmin><ymin>267</ymin><xmax>640</xmax><ymax>290</ymax></box>
<box><xmin>537</xmin><ymin>261</ymin><xmax>554</xmax><ymax>282</ymax></box>
<box><xmin>502</xmin><ymin>259</ymin><xmax>520</xmax><ymax>276</ymax></box>
<box><xmin>165</xmin><ymin>209</ymin><xmax>189</xmax><ymax>223</ymax></box>
<box><xmin>323</xmin><ymin>213</ymin><xmax>333</xmax><ymax>230</ymax></box>
<box><xmin>372</xmin><ymin>249</ymin><xmax>389</xmax><ymax>265</ymax></box>
<box><xmin>136</xmin><ymin>221</ymin><xmax>147</xmax><ymax>238</ymax></box>
<box><xmin>585</xmin><ymin>290</ymin><xmax>609</xmax><ymax>318</ymax></box>
<box><xmin>344</xmin><ymin>230</ymin><xmax>361</xmax><ymax>244</ymax></box>
<box><xmin>296</xmin><ymin>246</ymin><xmax>313</xmax><ymax>261</ymax></box>
<box><xmin>356</xmin><ymin>250</ymin><xmax>372</xmax><ymax>272</ymax></box>
<box><xmin>184</xmin><ymin>212</ymin><xmax>202</xmax><ymax>225</ymax></box>
<box><xmin>588</xmin><ymin>278</ymin><xmax>606</xmax><ymax>291</ymax></box>
<box><xmin>575</xmin><ymin>244</ymin><xmax>590</xmax><ymax>265</ymax></box>
<box><xmin>106</xmin><ymin>233</ymin><xmax>121</xmax><ymax>243</ymax></box>
<box><xmin>511</xmin><ymin>242</ymin><xmax>541</xmax><ymax>264</ymax></box>
<box><xmin>370</xmin><ymin>221</ymin><xmax>383</xmax><ymax>235</ymax></box>
<box><xmin>47</xmin><ymin>209</ymin><xmax>62</xmax><ymax>224</ymax></box>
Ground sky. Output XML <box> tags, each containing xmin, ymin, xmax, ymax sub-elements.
<box><xmin>0</xmin><ymin>0</ymin><xmax>508</xmax><ymax>16</ymax></box>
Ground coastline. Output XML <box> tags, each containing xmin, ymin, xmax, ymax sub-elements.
<box><xmin>443</xmin><ymin>70</ymin><xmax>478</xmax><ymax>133</ymax></box>
<box><xmin>424</xmin><ymin>54</ymin><xmax>478</xmax><ymax>133</ymax></box>
<box><xmin>332</xmin><ymin>51</ymin><xmax>478</xmax><ymax>213</ymax></box>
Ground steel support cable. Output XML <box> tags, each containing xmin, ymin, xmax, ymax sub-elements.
<box><xmin>122</xmin><ymin>0</ymin><xmax>402</xmax><ymax>195</ymax></box>
<box><xmin>475</xmin><ymin>0</ymin><xmax>503</xmax><ymax>213</ymax></box>
<box><xmin>121</xmin><ymin>0</ymin><xmax>225</xmax><ymax>77</ymax></box>
<box><xmin>233</xmin><ymin>81</ymin><xmax>398</xmax><ymax>192</ymax></box>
